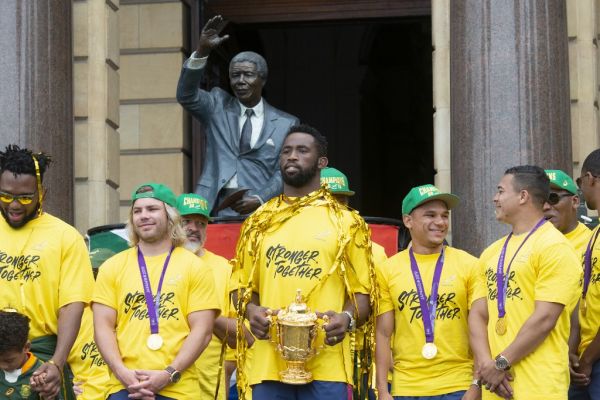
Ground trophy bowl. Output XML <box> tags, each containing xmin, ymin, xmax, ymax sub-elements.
<box><xmin>269</xmin><ymin>289</ymin><xmax>325</xmax><ymax>384</ymax></box>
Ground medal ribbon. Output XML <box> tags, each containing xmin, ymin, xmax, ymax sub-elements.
<box><xmin>137</xmin><ymin>247</ymin><xmax>174</xmax><ymax>335</ymax></box>
<box><xmin>583</xmin><ymin>227</ymin><xmax>600</xmax><ymax>301</ymax></box>
<box><xmin>408</xmin><ymin>246</ymin><xmax>445</xmax><ymax>344</ymax></box>
<box><xmin>496</xmin><ymin>218</ymin><xmax>546</xmax><ymax>318</ymax></box>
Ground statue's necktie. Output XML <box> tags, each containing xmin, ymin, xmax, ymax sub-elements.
<box><xmin>239</xmin><ymin>108</ymin><xmax>254</xmax><ymax>153</ymax></box>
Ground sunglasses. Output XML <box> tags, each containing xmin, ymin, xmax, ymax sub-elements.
<box><xmin>547</xmin><ymin>192</ymin><xmax>573</xmax><ymax>206</ymax></box>
<box><xmin>576</xmin><ymin>172</ymin><xmax>600</xmax><ymax>188</ymax></box>
<box><xmin>0</xmin><ymin>191</ymin><xmax>36</xmax><ymax>205</ymax></box>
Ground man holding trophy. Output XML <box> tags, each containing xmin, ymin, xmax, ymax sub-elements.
<box><xmin>231</xmin><ymin>124</ymin><xmax>376</xmax><ymax>400</ymax></box>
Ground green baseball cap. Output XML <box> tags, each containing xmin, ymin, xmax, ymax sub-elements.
<box><xmin>131</xmin><ymin>182</ymin><xmax>176</xmax><ymax>207</ymax></box>
<box><xmin>402</xmin><ymin>184</ymin><xmax>460</xmax><ymax>215</ymax></box>
<box><xmin>320</xmin><ymin>167</ymin><xmax>355</xmax><ymax>196</ymax></box>
<box><xmin>545</xmin><ymin>169</ymin><xmax>578</xmax><ymax>195</ymax></box>
<box><xmin>176</xmin><ymin>193</ymin><xmax>211</xmax><ymax>219</ymax></box>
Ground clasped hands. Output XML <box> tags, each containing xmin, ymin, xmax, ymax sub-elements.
<box><xmin>477</xmin><ymin>359</ymin><xmax>513</xmax><ymax>399</ymax></box>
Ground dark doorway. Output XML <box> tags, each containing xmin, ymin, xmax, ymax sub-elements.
<box><xmin>197</xmin><ymin>17</ymin><xmax>433</xmax><ymax>218</ymax></box>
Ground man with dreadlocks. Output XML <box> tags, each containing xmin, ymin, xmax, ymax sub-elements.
<box><xmin>230</xmin><ymin>124</ymin><xmax>377</xmax><ymax>400</ymax></box>
<box><xmin>0</xmin><ymin>145</ymin><xmax>94</xmax><ymax>399</ymax></box>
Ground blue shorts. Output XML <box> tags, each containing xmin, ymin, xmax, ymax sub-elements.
<box><xmin>394</xmin><ymin>391</ymin><xmax>466</xmax><ymax>400</ymax></box>
<box><xmin>252</xmin><ymin>380</ymin><xmax>349</xmax><ymax>400</ymax></box>
<box><xmin>107</xmin><ymin>389</ymin><xmax>175</xmax><ymax>400</ymax></box>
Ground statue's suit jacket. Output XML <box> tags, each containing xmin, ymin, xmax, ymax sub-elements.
<box><xmin>176</xmin><ymin>62</ymin><xmax>299</xmax><ymax>210</ymax></box>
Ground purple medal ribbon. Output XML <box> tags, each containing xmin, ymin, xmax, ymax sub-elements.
<box><xmin>137</xmin><ymin>247</ymin><xmax>174</xmax><ymax>335</ymax></box>
<box><xmin>496</xmin><ymin>218</ymin><xmax>546</xmax><ymax>318</ymax></box>
<box><xmin>408</xmin><ymin>246</ymin><xmax>445</xmax><ymax>344</ymax></box>
<box><xmin>583</xmin><ymin>228</ymin><xmax>600</xmax><ymax>301</ymax></box>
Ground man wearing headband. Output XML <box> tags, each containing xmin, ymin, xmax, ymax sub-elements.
<box><xmin>93</xmin><ymin>183</ymin><xmax>220</xmax><ymax>399</ymax></box>
<box><xmin>470</xmin><ymin>165</ymin><xmax>580</xmax><ymax>399</ymax></box>
<box><xmin>176</xmin><ymin>193</ymin><xmax>241</xmax><ymax>399</ymax></box>
<box><xmin>569</xmin><ymin>149</ymin><xmax>600</xmax><ymax>399</ymax></box>
<box><xmin>0</xmin><ymin>144</ymin><xmax>94</xmax><ymax>399</ymax></box>
<box><xmin>375</xmin><ymin>184</ymin><xmax>484</xmax><ymax>400</ymax></box>
<box><xmin>543</xmin><ymin>169</ymin><xmax>590</xmax><ymax>256</ymax></box>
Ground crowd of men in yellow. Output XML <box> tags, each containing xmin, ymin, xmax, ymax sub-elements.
<box><xmin>1</xmin><ymin>134</ymin><xmax>600</xmax><ymax>400</ymax></box>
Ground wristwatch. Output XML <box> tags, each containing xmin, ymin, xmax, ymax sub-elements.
<box><xmin>341</xmin><ymin>310</ymin><xmax>356</xmax><ymax>332</ymax></box>
<box><xmin>165</xmin><ymin>366</ymin><xmax>181</xmax><ymax>383</ymax></box>
<box><xmin>471</xmin><ymin>378</ymin><xmax>482</xmax><ymax>389</ymax></box>
<box><xmin>494</xmin><ymin>354</ymin><xmax>511</xmax><ymax>371</ymax></box>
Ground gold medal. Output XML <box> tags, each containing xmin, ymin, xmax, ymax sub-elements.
<box><xmin>421</xmin><ymin>342</ymin><xmax>438</xmax><ymax>359</ymax></box>
<box><xmin>147</xmin><ymin>333</ymin><xmax>163</xmax><ymax>350</ymax></box>
<box><xmin>495</xmin><ymin>317</ymin><xmax>507</xmax><ymax>336</ymax></box>
<box><xmin>582</xmin><ymin>299</ymin><xmax>588</xmax><ymax>316</ymax></box>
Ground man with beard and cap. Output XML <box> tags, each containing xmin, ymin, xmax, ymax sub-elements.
<box><xmin>544</xmin><ymin>169</ymin><xmax>590</xmax><ymax>256</ymax></box>
<box><xmin>176</xmin><ymin>192</ymin><xmax>243</xmax><ymax>400</ymax></box>
<box><xmin>93</xmin><ymin>183</ymin><xmax>220</xmax><ymax>399</ymax></box>
<box><xmin>375</xmin><ymin>184</ymin><xmax>485</xmax><ymax>400</ymax></box>
<box><xmin>569</xmin><ymin>149</ymin><xmax>600</xmax><ymax>399</ymax></box>
<box><xmin>177</xmin><ymin>15</ymin><xmax>298</xmax><ymax>216</ymax></box>
<box><xmin>0</xmin><ymin>144</ymin><xmax>94</xmax><ymax>400</ymax></box>
<box><xmin>230</xmin><ymin>124</ymin><xmax>377</xmax><ymax>400</ymax></box>
<box><xmin>470</xmin><ymin>165</ymin><xmax>580</xmax><ymax>400</ymax></box>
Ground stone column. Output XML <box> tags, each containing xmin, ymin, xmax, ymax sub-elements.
<box><xmin>450</xmin><ymin>1</ymin><xmax>572</xmax><ymax>255</ymax></box>
<box><xmin>0</xmin><ymin>0</ymin><xmax>73</xmax><ymax>223</ymax></box>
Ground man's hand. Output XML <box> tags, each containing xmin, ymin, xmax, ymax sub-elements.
<box><xmin>478</xmin><ymin>359</ymin><xmax>513</xmax><ymax>399</ymax></box>
<box><xmin>247</xmin><ymin>304</ymin><xmax>274</xmax><ymax>340</ymax></box>
<box><xmin>197</xmin><ymin>15</ymin><xmax>229</xmax><ymax>58</ymax></box>
<box><xmin>126</xmin><ymin>370</ymin><xmax>171</xmax><ymax>398</ymax></box>
<box><xmin>317</xmin><ymin>310</ymin><xmax>350</xmax><ymax>346</ymax></box>
<box><xmin>30</xmin><ymin>361</ymin><xmax>61</xmax><ymax>399</ymax></box>
<box><xmin>570</xmin><ymin>352</ymin><xmax>590</xmax><ymax>386</ymax></box>
<box><xmin>232</xmin><ymin>196</ymin><xmax>261</xmax><ymax>215</ymax></box>
<box><xmin>461</xmin><ymin>385</ymin><xmax>482</xmax><ymax>400</ymax></box>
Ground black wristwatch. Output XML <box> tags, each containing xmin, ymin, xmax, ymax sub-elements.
<box><xmin>494</xmin><ymin>354</ymin><xmax>511</xmax><ymax>371</ymax></box>
<box><xmin>165</xmin><ymin>366</ymin><xmax>181</xmax><ymax>383</ymax></box>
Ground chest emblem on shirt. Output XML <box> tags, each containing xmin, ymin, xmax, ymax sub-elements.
<box><xmin>19</xmin><ymin>385</ymin><xmax>31</xmax><ymax>398</ymax></box>
<box><xmin>5</xmin><ymin>388</ymin><xmax>14</xmax><ymax>396</ymax></box>
<box><xmin>441</xmin><ymin>274</ymin><xmax>456</xmax><ymax>286</ymax></box>
<box><xmin>314</xmin><ymin>230</ymin><xmax>331</xmax><ymax>241</ymax></box>
<box><xmin>167</xmin><ymin>274</ymin><xmax>182</xmax><ymax>285</ymax></box>
<box><xmin>31</xmin><ymin>241</ymin><xmax>47</xmax><ymax>251</ymax></box>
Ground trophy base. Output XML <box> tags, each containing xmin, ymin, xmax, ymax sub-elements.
<box><xmin>279</xmin><ymin>361</ymin><xmax>313</xmax><ymax>385</ymax></box>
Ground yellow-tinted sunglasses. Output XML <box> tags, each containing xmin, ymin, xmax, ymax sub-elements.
<box><xmin>0</xmin><ymin>191</ymin><xmax>36</xmax><ymax>205</ymax></box>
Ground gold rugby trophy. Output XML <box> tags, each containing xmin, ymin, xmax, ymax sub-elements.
<box><xmin>267</xmin><ymin>289</ymin><xmax>327</xmax><ymax>384</ymax></box>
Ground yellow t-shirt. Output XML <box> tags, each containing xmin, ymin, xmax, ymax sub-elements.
<box><xmin>565</xmin><ymin>222</ymin><xmax>591</xmax><ymax>259</ymax></box>
<box><xmin>196</xmin><ymin>249</ymin><xmax>231</xmax><ymax>400</ymax></box>
<box><xmin>377</xmin><ymin>246</ymin><xmax>484</xmax><ymax>396</ymax></box>
<box><xmin>231</xmin><ymin>198</ymin><xmax>372</xmax><ymax>385</ymax></box>
<box><xmin>0</xmin><ymin>213</ymin><xmax>94</xmax><ymax>339</ymax></box>
<box><xmin>578</xmin><ymin>225</ymin><xmax>600</xmax><ymax>355</ymax></box>
<box><xmin>68</xmin><ymin>306</ymin><xmax>109</xmax><ymax>400</ymax></box>
<box><xmin>372</xmin><ymin>242</ymin><xmax>388</xmax><ymax>265</ymax></box>
<box><xmin>479</xmin><ymin>222</ymin><xmax>581</xmax><ymax>400</ymax></box>
<box><xmin>93</xmin><ymin>246</ymin><xmax>221</xmax><ymax>400</ymax></box>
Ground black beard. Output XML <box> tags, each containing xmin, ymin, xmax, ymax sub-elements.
<box><xmin>0</xmin><ymin>205</ymin><xmax>39</xmax><ymax>228</ymax></box>
<box><xmin>282</xmin><ymin>163</ymin><xmax>319</xmax><ymax>188</ymax></box>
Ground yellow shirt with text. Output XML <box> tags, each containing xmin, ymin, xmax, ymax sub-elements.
<box><xmin>196</xmin><ymin>249</ymin><xmax>231</xmax><ymax>400</ymax></box>
<box><xmin>68</xmin><ymin>306</ymin><xmax>109</xmax><ymax>400</ymax></box>
<box><xmin>231</xmin><ymin>198</ymin><xmax>372</xmax><ymax>385</ymax></box>
<box><xmin>0</xmin><ymin>213</ymin><xmax>94</xmax><ymax>339</ymax></box>
<box><xmin>378</xmin><ymin>246</ymin><xmax>484</xmax><ymax>396</ymax></box>
<box><xmin>578</xmin><ymin>225</ymin><xmax>600</xmax><ymax>355</ymax></box>
<box><xmin>479</xmin><ymin>223</ymin><xmax>581</xmax><ymax>400</ymax></box>
<box><xmin>93</xmin><ymin>246</ymin><xmax>221</xmax><ymax>400</ymax></box>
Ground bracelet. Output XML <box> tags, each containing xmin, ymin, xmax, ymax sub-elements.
<box><xmin>471</xmin><ymin>378</ymin><xmax>482</xmax><ymax>389</ymax></box>
<box><xmin>47</xmin><ymin>360</ymin><xmax>62</xmax><ymax>370</ymax></box>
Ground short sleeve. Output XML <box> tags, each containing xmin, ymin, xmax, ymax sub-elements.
<box><xmin>92</xmin><ymin>258</ymin><xmax>118</xmax><ymax>310</ymax></box>
<box><xmin>534</xmin><ymin>242</ymin><xmax>582</xmax><ymax>306</ymax></box>
<box><xmin>58</xmin><ymin>229</ymin><xmax>95</xmax><ymax>307</ymax></box>
<box><xmin>466</xmin><ymin>254</ymin><xmax>486</xmax><ymax>309</ymax></box>
<box><xmin>376</xmin><ymin>261</ymin><xmax>394</xmax><ymax>315</ymax></box>
<box><xmin>188</xmin><ymin>258</ymin><xmax>221</xmax><ymax>316</ymax></box>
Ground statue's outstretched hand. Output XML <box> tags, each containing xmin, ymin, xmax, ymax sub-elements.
<box><xmin>197</xmin><ymin>15</ymin><xmax>229</xmax><ymax>57</ymax></box>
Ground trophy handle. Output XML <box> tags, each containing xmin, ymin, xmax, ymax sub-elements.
<box><xmin>266</xmin><ymin>308</ymin><xmax>279</xmax><ymax>344</ymax></box>
<box><xmin>314</xmin><ymin>314</ymin><xmax>330</xmax><ymax>354</ymax></box>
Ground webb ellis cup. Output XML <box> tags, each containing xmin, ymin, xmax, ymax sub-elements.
<box><xmin>268</xmin><ymin>288</ymin><xmax>326</xmax><ymax>384</ymax></box>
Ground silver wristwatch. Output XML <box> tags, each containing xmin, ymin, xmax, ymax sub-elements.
<box><xmin>494</xmin><ymin>354</ymin><xmax>511</xmax><ymax>371</ymax></box>
<box><xmin>342</xmin><ymin>310</ymin><xmax>356</xmax><ymax>332</ymax></box>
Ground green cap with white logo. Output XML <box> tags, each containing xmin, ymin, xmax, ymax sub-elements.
<box><xmin>402</xmin><ymin>184</ymin><xmax>460</xmax><ymax>215</ymax></box>
<box><xmin>320</xmin><ymin>167</ymin><xmax>355</xmax><ymax>196</ymax></box>
<box><xmin>545</xmin><ymin>169</ymin><xmax>578</xmax><ymax>195</ymax></box>
<box><xmin>176</xmin><ymin>193</ymin><xmax>211</xmax><ymax>218</ymax></box>
<box><xmin>131</xmin><ymin>182</ymin><xmax>176</xmax><ymax>207</ymax></box>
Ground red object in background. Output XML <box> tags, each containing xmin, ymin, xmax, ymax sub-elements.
<box><xmin>205</xmin><ymin>219</ymin><xmax>402</xmax><ymax>260</ymax></box>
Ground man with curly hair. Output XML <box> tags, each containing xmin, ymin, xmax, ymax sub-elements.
<box><xmin>0</xmin><ymin>145</ymin><xmax>94</xmax><ymax>399</ymax></box>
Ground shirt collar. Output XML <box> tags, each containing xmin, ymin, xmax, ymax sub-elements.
<box><xmin>239</xmin><ymin>99</ymin><xmax>264</xmax><ymax>118</ymax></box>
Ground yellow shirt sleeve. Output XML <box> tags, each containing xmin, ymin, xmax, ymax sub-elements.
<box><xmin>92</xmin><ymin>256</ymin><xmax>119</xmax><ymax>310</ymax></box>
<box><xmin>188</xmin><ymin>258</ymin><xmax>221</xmax><ymax>315</ymax></box>
<box><xmin>376</xmin><ymin>260</ymin><xmax>394</xmax><ymax>315</ymax></box>
<box><xmin>533</xmin><ymin>241</ymin><xmax>581</xmax><ymax>305</ymax></box>
<box><xmin>466</xmin><ymin>254</ymin><xmax>486</xmax><ymax>309</ymax></box>
<box><xmin>58</xmin><ymin>228</ymin><xmax>95</xmax><ymax>307</ymax></box>
<box><xmin>345</xmin><ymin>216</ymin><xmax>373</xmax><ymax>295</ymax></box>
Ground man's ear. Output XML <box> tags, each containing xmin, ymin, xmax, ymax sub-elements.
<box><xmin>318</xmin><ymin>157</ymin><xmax>328</xmax><ymax>169</ymax></box>
<box><xmin>403</xmin><ymin>214</ymin><xmax>413</xmax><ymax>229</ymax></box>
<box><xmin>572</xmin><ymin>195</ymin><xmax>581</xmax><ymax>209</ymax></box>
